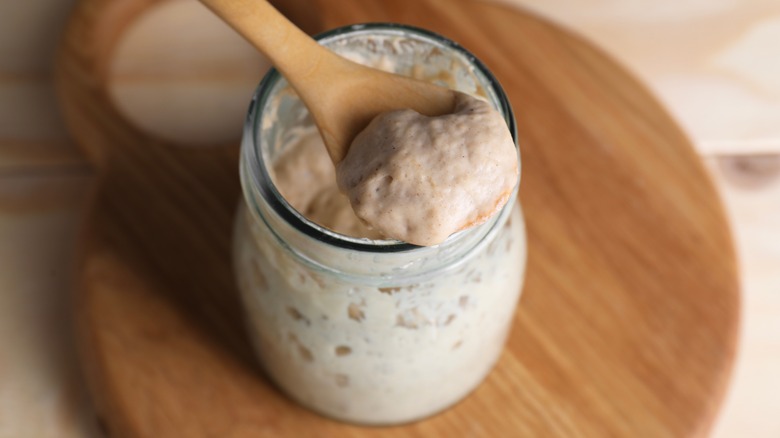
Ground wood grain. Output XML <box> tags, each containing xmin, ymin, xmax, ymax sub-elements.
<box><xmin>55</xmin><ymin>0</ymin><xmax>740</xmax><ymax>436</ymax></box>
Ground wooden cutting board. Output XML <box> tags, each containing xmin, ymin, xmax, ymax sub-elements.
<box><xmin>55</xmin><ymin>0</ymin><xmax>740</xmax><ymax>436</ymax></box>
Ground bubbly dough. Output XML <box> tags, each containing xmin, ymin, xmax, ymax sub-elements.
<box><xmin>336</xmin><ymin>92</ymin><xmax>519</xmax><ymax>246</ymax></box>
<box><xmin>272</xmin><ymin>129</ymin><xmax>383</xmax><ymax>239</ymax></box>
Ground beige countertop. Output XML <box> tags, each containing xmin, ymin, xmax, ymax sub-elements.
<box><xmin>1</xmin><ymin>0</ymin><xmax>779</xmax><ymax>436</ymax></box>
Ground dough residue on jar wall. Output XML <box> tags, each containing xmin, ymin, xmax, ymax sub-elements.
<box><xmin>336</xmin><ymin>92</ymin><xmax>519</xmax><ymax>246</ymax></box>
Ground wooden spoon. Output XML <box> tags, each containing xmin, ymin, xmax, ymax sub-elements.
<box><xmin>199</xmin><ymin>0</ymin><xmax>456</xmax><ymax>163</ymax></box>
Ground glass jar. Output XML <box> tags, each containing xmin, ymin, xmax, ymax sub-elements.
<box><xmin>233</xmin><ymin>23</ymin><xmax>526</xmax><ymax>426</ymax></box>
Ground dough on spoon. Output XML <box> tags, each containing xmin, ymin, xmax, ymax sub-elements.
<box><xmin>337</xmin><ymin>92</ymin><xmax>519</xmax><ymax>246</ymax></box>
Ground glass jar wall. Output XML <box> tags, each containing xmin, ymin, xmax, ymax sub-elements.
<box><xmin>233</xmin><ymin>24</ymin><xmax>526</xmax><ymax>425</ymax></box>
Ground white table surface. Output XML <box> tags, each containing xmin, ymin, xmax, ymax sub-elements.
<box><xmin>1</xmin><ymin>0</ymin><xmax>779</xmax><ymax>436</ymax></box>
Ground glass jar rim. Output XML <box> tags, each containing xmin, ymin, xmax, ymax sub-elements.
<box><xmin>241</xmin><ymin>22</ymin><xmax>519</xmax><ymax>254</ymax></box>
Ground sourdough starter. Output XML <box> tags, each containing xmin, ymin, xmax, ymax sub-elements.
<box><xmin>234</xmin><ymin>25</ymin><xmax>526</xmax><ymax>425</ymax></box>
<box><xmin>338</xmin><ymin>92</ymin><xmax>519</xmax><ymax>246</ymax></box>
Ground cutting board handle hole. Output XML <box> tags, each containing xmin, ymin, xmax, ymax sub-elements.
<box><xmin>106</xmin><ymin>0</ymin><xmax>270</xmax><ymax>148</ymax></box>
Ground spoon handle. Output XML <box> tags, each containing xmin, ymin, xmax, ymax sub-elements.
<box><xmin>198</xmin><ymin>0</ymin><xmax>342</xmax><ymax>84</ymax></box>
<box><xmin>198</xmin><ymin>0</ymin><xmax>360</xmax><ymax>161</ymax></box>
<box><xmin>198</xmin><ymin>0</ymin><xmax>455</xmax><ymax>164</ymax></box>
